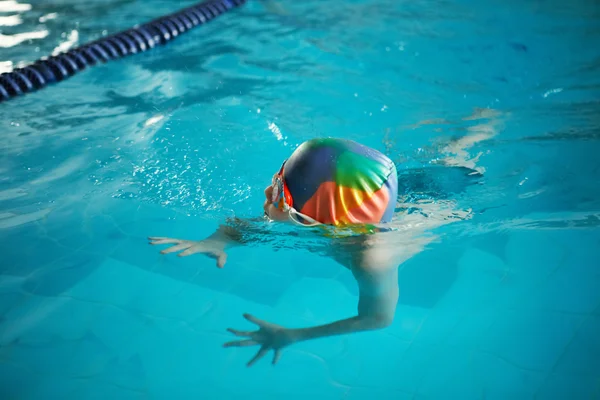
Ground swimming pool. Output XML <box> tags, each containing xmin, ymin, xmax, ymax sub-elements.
<box><xmin>1</xmin><ymin>0</ymin><xmax>599</xmax><ymax>398</ymax></box>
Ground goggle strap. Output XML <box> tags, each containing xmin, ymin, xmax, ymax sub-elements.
<box><xmin>288</xmin><ymin>208</ymin><xmax>322</xmax><ymax>227</ymax></box>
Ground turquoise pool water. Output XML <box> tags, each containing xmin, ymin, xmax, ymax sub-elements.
<box><xmin>1</xmin><ymin>0</ymin><xmax>600</xmax><ymax>398</ymax></box>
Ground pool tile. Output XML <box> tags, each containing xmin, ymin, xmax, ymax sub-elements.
<box><xmin>0</xmin><ymin>361</ymin><xmax>40</xmax><ymax>399</ymax></box>
<box><xmin>470</xmin><ymin>231</ymin><xmax>510</xmax><ymax>265</ymax></box>
<box><xmin>146</xmin><ymin>378</ymin><xmax>223</xmax><ymax>399</ymax></box>
<box><xmin>469</xmin><ymin>350</ymin><xmax>546</xmax><ymax>399</ymax></box>
<box><xmin>69</xmin><ymin>379</ymin><xmax>147</xmax><ymax>400</ymax></box>
<box><xmin>134</xmin><ymin>328</ymin><xmax>233</xmax><ymax>398</ymax></box>
<box><xmin>336</xmin><ymin>268</ymin><xmax>360</xmax><ymax>297</ymax></box>
<box><xmin>52</xmin><ymin>227</ymin><xmax>95</xmax><ymax>252</ymax></box>
<box><xmin>323</xmin><ymin>341</ymin><xmax>363</xmax><ymax>386</ymax></box>
<box><xmin>273</xmin><ymin>277</ymin><xmax>357</xmax><ymax>325</ymax></box>
<box><xmin>220</xmin><ymin>345</ymin><xmax>344</xmax><ymax>398</ymax></box>
<box><xmin>387</xmin><ymin>304</ymin><xmax>429</xmax><ymax>342</ymax></box>
<box><xmin>125</xmin><ymin>277</ymin><xmax>191</xmax><ymax>320</ymax></box>
<box><xmin>69</xmin><ymin>331</ymin><xmax>115</xmax><ymax>378</ymax></box>
<box><xmin>228</xmin><ymin>264</ymin><xmax>297</xmax><ymax>307</ymax></box>
<box><xmin>125</xmin><ymin>283</ymin><xmax>348</xmax><ymax>398</ymax></box>
<box><xmin>172</xmin><ymin>289</ymin><xmax>232</xmax><ymax>330</ymax></box>
<box><xmin>110</xmin><ymin>235</ymin><xmax>165</xmax><ymax>272</ymax></box>
<box><xmin>91</xmin><ymin>353</ymin><xmax>147</xmax><ymax>393</ymax></box>
<box><xmin>22</xmin><ymin>250</ymin><xmax>103</xmax><ymax>297</ymax></box>
<box><xmin>64</xmin><ymin>258</ymin><xmax>141</xmax><ymax>307</ymax></box>
<box><xmin>115</xmin><ymin>211</ymin><xmax>191</xmax><ymax>240</ymax></box>
<box><xmin>0</xmin><ymin>295</ymin><xmax>70</xmax><ymax>346</ymax></box>
<box><xmin>411</xmin><ymin>307</ymin><xmax>463</xmax><ymax>346</ymax></box>
<box><xmin>20</xmin><ymin>297</ymin><xmax>102</xmax><ymax>344</ymax></box>
<box><xmin>88</xmin><ymin>305</ymin><xmax>147</xmax><ymax>361</ymax></box>
<box><xmin>535</xmin><ymin>373</ymin><xmax>600</xmax><ymax>399</ymax></box>
<box><xmin>416</xmin><ymin>345</ymin><xmax>483</xmax><ymax>399</ymax></box>
<box><xmin>21</xmin><ymin>376</ymin><xmax>83</xmax><ymax>400</ymax></box>
<box><xmin>552</xmin><ymin>315</ymin><xmax>600</xmax><ymax>376</ymax></box>
<box><xmin>4</xmin><ymin>337</ymin><xmax>78</xmax><ymax>378</ymax></box>
<box><xmin>446</xmin><ymin>307</ymin><xmax>498</xmax><ymax>349</ymax></box>
<box><xmin>0</xmin><ymin>292</ymin><xmax>25</xmax><ymax>319</ymax></box>
<box><xmin>455</xmin><ymin>247</ymin><xmax>507</xmax><ymax>285</ymax></box>
<box><xmin>290</xmin><ymin>251</ymin><xmax>341</xmax><ymax>280</ymax></box>
<box><xmin>347</xmin><ymin>337</ymin><xmax>432</xmax><ymax>394</ymax></box>
<box><xmin>397</xmin><ymin>244</ymin><xmax>461</xmax><ymax>309</ymax></box>
<box><xmin>264</xmin><ymin>350</ymin><xmax>347</xmax><ymax>398</ymax></box>
<box><xmin>3</xmin><ymin>233</ymin><xmax>71</xmax><ymax>276</ymax></box>
<box><xmin>526</xmin><ymin>263</ymin><xmax>600</xmax><ymax>315</ymax></box>
<box><xmin>505</xmin><ymin>231</ymin><xmax>566</xmax><ymax>280</ymax></box>
<box><xmin>478</xmin><ymin>309</ymin><xmax>583</xmax><ymax>372</ymax></box>
<box><xmin>344</xmin><ymin>387</ymin><xmax>414</xmax><ymax>400</ymax></box>
<box><xmin>77</xmin><ymin>214</ymin><xmax>129</xmax><ymax>256</ymax></box>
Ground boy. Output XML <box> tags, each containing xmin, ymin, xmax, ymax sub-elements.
<box><xmin>149</xmin><ymin>138</ymin><xmax>409</xmax><ymax>367</ymax></box>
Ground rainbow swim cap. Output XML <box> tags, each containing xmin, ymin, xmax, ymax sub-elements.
<box><xmin>273</xmin><ymin>138</ymin><xmax>398</xmax><ymax>226</ymax></box>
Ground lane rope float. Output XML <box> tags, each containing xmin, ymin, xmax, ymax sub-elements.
<box><xmin>0</xmin><ymin>0</ymin><xmax>246</xmax><ymax>103</ymax></box>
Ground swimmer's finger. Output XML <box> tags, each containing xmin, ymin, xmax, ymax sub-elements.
<box><xmin>148</xmin><ymin>236</ymin><xmax>179</xmax><ymax>242</ymax></box>
<box><xmin>272</xmin><ymin>349</ymin><xmax>281</xmax><ymax>365</ymax></box>
<box><xmin>247</xmin><ymin>347</ymin><xmax>268</xmax><ymax>367</ymax></box>
<box><xmin>226</xmin><ymin>328</ymin><xmax>253</xmax><ymax>337</ymax></box>
<box><xmin>223</xmin><ymin>339</ymin><xmax>258</xmax><ymax>348</ymax></box>
<box><xmin>160</xmin><ymin>243</ymin><xmax>191</xmax><ymax>254</ymax></box>
<box><xmin>243</xmin><ymin>313</ymin><xmax>270</xmax><ymax>328</ymax></box>
<box><xmin>148</xmin><ymin>237</ymin><xmax>182</xmax><ymax>245</ymax></box>
<box><xmin>178</xmin><ymin>245</ymin><xmax>203</xmax><ymax>257</ymax></box>
<box><xmin>216</xmin><ymin>252</ymin><xmax>227</xmax><ymax>268</ymax></box>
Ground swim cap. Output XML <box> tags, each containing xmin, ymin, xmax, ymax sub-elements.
<box><xmin>280</xmin><ymin>138</ymin><xmax>398</xmax><ymax>226</ymax></box>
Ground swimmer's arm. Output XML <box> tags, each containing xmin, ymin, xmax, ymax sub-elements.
<box><xmin>224</xmin><ymin>265</ymin><xmax>398</xmax><ymax>362</ymax></box>
<box><xmin>149</xmin><ymin>216</ymin><xmax>270</xmax><ymax>266</ymax></box>
<box><xmin>223</xmin><ymin>240</ymin><xmax>400</xmax><ymax>364</ymax></box>
<box><xmin>290</xmin><ymin>266</ymin><xmax>399</xmax><ymax>343</ymax></box>
<box><xmin>216</xmin><ymin>216</ymin><xmax>279</xmax><ymax>245</ymax></box>
<box><xmin>150</xmin><ymin>215</ymin><xmax>300</xmax><ymax>266</ymax></box>
<box><xmin>213</xmin><ymin>217</ymin><xmax>259</xmax><ymax>245</ymax></box>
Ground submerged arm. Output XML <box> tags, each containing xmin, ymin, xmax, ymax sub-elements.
<box><xmin>149</xmin><ymin>216</ymin><xmax>272</xmax><ymax>267</ymax></box>
<box><xmin>212</xmin><ymin>216</ymin><xmax>265</xmax><ymax>246</ymax></box>
<box><xmin>149</xmin><ymin>215</ymin><xmax>308</xmax><ymax>267</ymax></box>
<box><xmin>293</xmin><ymin>235</ymin><xmax>401</xmax><ymax>340</ymax></box>
<box><xmin>292</xmin><ymin>264</ymin><xmax>399</xmax><ymax>342</ymax></box>
<box><xmin>224</xmin><ymin>239</ymin><xmax>400</xmax><ymax>366</ymax></box>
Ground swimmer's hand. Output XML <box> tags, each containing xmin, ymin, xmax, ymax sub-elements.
<box><xmin>148</xmin><ymin>237</ymin><xmax>227</xmax><ymax>268</ymax></box>
<box><xmin>224</xmin><ymin>314</ymin><xmax>296</xmax><ymax>367</ymax></box>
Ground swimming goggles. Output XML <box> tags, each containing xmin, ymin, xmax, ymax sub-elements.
<box><xmin>270</xmin><ymin>161</ymin><xmax>289</xmax><ymax>210</ymax></box>
<box><xmin>270</xmin><ymin>160</ymin><xmax>322</xmax><ymax>227</ymax></box>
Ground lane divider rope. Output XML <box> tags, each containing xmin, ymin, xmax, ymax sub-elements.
<box><xmin>0</xmin><ymin>0</ymin><xmax>246</xmax><ymax>103</ymax></box>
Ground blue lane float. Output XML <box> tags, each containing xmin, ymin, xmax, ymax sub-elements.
<box><xmin>0</xmin><ymin>0</ymin><xmax>246</xmax><ymax>103</ymax></box>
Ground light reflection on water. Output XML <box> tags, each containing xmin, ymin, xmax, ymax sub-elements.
<box><xmin>0</xmin><ymin>2</ymin><xmax>598</xmax><ymax>397</ymax></box>
<box><xmin>0</xmin><ymin>0</ymin><xmax>598</xmax><ymax>235</ymax></box>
